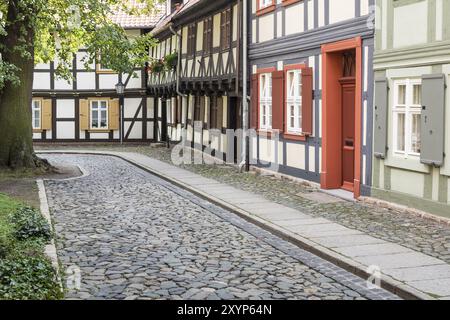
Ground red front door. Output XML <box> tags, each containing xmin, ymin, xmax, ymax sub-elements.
<box><xmin>340</xmin><ymin>77</ymin><xmax>356</xmax><ymax>191</ymax></box>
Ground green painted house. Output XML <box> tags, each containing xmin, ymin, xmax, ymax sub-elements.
<box><xmin>373</xmin><ymin>0</ymin><xmax>450</xmax><ymax>217</ymax></box>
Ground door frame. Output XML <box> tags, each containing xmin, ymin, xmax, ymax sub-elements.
<box><xmin>321</xmin><ymin>37</ymin><xmax>362</xmax><ymax>198</ymax></box>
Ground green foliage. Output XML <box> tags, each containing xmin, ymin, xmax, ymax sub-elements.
<box><xmin>149</xmin><ymin>59</ymin><xmax>165</xmax><ymax>73</ymax></box>
<box><xmin>0</xmin><ymin>193</ymin><xmax>61</xmax><ymax>300</ymax></box>
<box><xmin>0</xmin><ymin>255</ymin><xmax>62</xmax><ymax>300</ymax></box>
<box><xmin>164</xmin><ymin>52</ymin><xmax>178</xmax><ymax>71</ymax></box>
<box><xmin>11</xmin><ymin>206</ymin><xmax>52</xmax><ymax>241</ymax></box>
<box><xmin>0</xmin><ymin>0</ymin><xmax>162</xmax><ymax>89</ymax></box>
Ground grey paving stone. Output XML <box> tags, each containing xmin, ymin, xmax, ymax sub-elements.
<box><xmin>311</xmin><ymin>234</ymin><xmax>386</xmax><ymax>248</ymax></box>
<box><xmin>287</xmin><ymin>223</ymin><xmax>351</xmax><ymax>235</ymax></box>
<box><xmin>354</xmin><ymin>252</ymin><xmax>444</xmax><ymax>270</ymax></box>
<box><xmin>277</xmin><ymin>218</ymin><xmax>331</xmax><ymax>227</ymax></box>
<box><xmin>334</xmin><ymin>243</ymin><xmax>414</xmax><ymax>258</ymax></box>
<box><xmin>383</xmin><ymin>264</ymin><xmax>450</xmax><ymax>282</ymax></box>
<box><xmin>408</xmin><ymin>278</ymin><xmax>450</xmax><ymax>297</ymax></box>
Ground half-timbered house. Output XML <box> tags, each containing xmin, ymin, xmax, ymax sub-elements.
<box><xmin>372</xmin><ymin>0</ymin><xmax>450</xmax><ymax>218</ymax></box>
<box><xmin>31</xmin><ymin>3</ymin><xmax>164</xmax><ymax>143</ymax></box>
<box><xmin>249</xmin><ymin>0</ymin><xmax>375</xmax><ymax>198</ymax></box>
<box><xmin>148</xmin><ymin>0</ymin><xmax>242</xmax><ymax>161</ymax></box>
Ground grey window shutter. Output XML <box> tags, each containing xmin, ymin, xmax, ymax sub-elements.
<box><xmin>374</xmin><ymin>78</ymin><xmax>389</xmax><ymax>159</ymax></box>
<box><xmin>420</xmin><ymin>73</ymin><xmax>446</xmax><ymax>167</ymax></box>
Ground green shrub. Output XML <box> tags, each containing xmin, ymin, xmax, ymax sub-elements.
<box><xmin>0</xmin><ymin>255</ymin><xmax>62</xmax><ymax>300</ymax></box>
<box><xmin>11</xmin><ymin>207</ymin><xmax>52</xmax><ymax>242</ymax></box>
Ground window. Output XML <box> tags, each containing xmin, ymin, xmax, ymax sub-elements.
<box><xmin>187</xmin><ymin>24</ymin><xmax>196</xmax><ymax>57</ymax></box>
<box><xmin>286</xmin><ymin>69</ymin><xmax>302</xmax><ymax>134</ymax></box>
<box><xmin>393</xmin><ymin>79</ymin><xmax>422</xmax><ymax>157</ymax></box>
<box><xmin>259</xmin><ymin>73</ymin><xmax>272</xmax><ymax>130</ymax></box>
<box><xmin>259</xmin><ymin>0</ymin><xmax>273</xmax><ymax>9</ymax></box>
<box><xmin>203</xmin><ymin>17</ymin><xmax>213</xmax><ymax>54</ymax></box>
<box><xmin>220</xmin><ymin>9</ymin><xmax>232</xmax><ymax>50</ymax></box>
<box><xmin>90</xmin><ymin>100</ymin><xmax>109</xmax><ymax>129</ymax></box>
<box><xmin>32</xmin><ymin>100</ymin><xmax>42</xmax><ymax>130</ymax></box>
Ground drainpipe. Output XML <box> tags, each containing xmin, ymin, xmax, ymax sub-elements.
<box><xmin>169</xmin><ymin>25</ymin><xmax>186</xmax><ymax>98</ymax></box>
<box><xmin>239</xmin><ymin>0</ymin><xmax>248</xmax><ymax>172</ymax></box>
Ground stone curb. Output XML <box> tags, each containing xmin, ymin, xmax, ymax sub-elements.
<box><xmin>36</xmin><ymin>179</ymin><xmax>63</xmax><ymax>292</ymax></box>
<box><xmin>37</xmin><ymin>150</ymin><xmax>436</xmax><ymax>300</ymax></box>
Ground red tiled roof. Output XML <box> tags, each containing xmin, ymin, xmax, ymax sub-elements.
<box><xmin>111</xmin><ymin>0</ymin><xmax>166</xmax><ymax>29</ymax></box>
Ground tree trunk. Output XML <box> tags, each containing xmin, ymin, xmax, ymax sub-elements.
<box><xmin>0</xmin><ymin>0</ymin><xmax>47</xmax><ymax>169</ymax></box>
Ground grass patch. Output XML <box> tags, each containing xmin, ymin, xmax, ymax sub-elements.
<box><xmin>0</xmin><ymin>193</ymin><xmax>62</xmax><ymax>300</ymax></box>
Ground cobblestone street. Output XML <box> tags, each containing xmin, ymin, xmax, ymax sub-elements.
<box><xmin>42</xmin><ymin>154</ymin><xmax>397</xmax><ymax>300</ymax></box>
<box><xmin>38</xmin><ymin>145</ymin><xmax>450</xmax><ymax>265</ymax></box>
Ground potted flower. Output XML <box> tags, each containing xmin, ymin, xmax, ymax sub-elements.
<box><xmin>150</xmin><ymin>59</ymin><xmax>165</xmax><ymax>73</ymax></box>
<box><xmin>164</xmin><ymin>52</ymin><xmax>178</xmax><ymax>71</ymax></box>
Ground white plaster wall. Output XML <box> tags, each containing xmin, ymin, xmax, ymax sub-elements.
<box><xmin>125</xmin><ymin>73</ymin><xmax>142</xmax><ymax>89</ymax></box>
<box><xmin>33</xmin><ymin>73</ymin><xmax>51</xmax><ymax>90</ymax></box>
<box><xmin>258</xmin><ymin>14</ymin><xmax>274</xmax><ymax>43</ymax></box>
<box><xmin>99</xmin><ymin>74</ymin><xmax>119</xmax><ymax>89</ymax></box>
<box><xmin>124</xmin><ymin>121</ymin><xmax>142</xmax><ymax>139</ymax></box>
<box><xmin>56</xmin><ymin>99</ymin><xmax>75</xmax><ymax>118</ymax></box>
<box><xmin>54</xmin><ymin>78</ymin><xmax>72</xmax><ymax>90</ymax></box>
<box><xmin>90</xmin><ymin>132</ymin><xmax>109</xmax><ymax>139</ymax></box>
<box><xmin>124</xmin><ymin>98</ymin><xmax>142</xmax><ymax>118</ymax></box>
<box><xmin>56</xmin><ymin>122</ymin><xmax>75</xmax><ymax>139</ymax></box>
<box><xmin>286</xmin><ymin>143</ymin><xmax>306</xmax><ymax>170</ymax></box>
<box><xmin>329</xmin><ymin>0</ymin><xmax>355</xmax><ymax>25</ymax></box>
<box><xmin>76</xmin><ymin>72</ymin><xmax>96</xmax><ymax>90</ymax></box>
<box><xmin>285</xmin><ymin>3</ymin><xmax>304</xmax><ymax>36</ymax></box>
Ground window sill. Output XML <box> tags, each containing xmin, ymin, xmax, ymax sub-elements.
<box><xmin>89</xmin><ymin>129</ymin><xmax>111</xmax><ymax>133</ymax></box>
<box><xmin>256</xmin><ymin>4</ymin><xmax>276</xmax><ymax>16</ymax></box>
<box><xmin>282</xmin><ymin>0</ymin><xmax>301</xmax><ymax>7</ymax></box>
<box><xmin>33</xmin><ymin>129</ymin><xmax>44</xmax><ymax>133</ymax></box>
<box><xmin>385</xmin><ymin>155</ymin><xmax>431</xmax><ymax>174</ymax></box>
<box><xmin>283</xmin><ymin>132</ymin><xmax>307</xmax><ymax>141</ymax></box>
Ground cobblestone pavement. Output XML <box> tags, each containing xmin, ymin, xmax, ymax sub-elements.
<box><xmin>42</xmin><ymin>154</ymin><xmax>398</xmax><ymax>300</ymax></box>
<box><xmin>37</xmin><ymin>145</ymin><xmax>450</xmax><ymax>265</ymax></box>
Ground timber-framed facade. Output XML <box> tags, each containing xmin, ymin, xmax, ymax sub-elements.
<box><xmin>148</xmin><ymin>0</ymin><xmax>242</xmax><ymax>161</ymax></box>
<box><xmin>31</xmin><ymin>8</ymin><xmax>164</xmax><ymax>143</ymax></box>
<box><xmin>249</xmin><ymin>0</ymin><xmax>375</xmax><ymax>199</ymax></box>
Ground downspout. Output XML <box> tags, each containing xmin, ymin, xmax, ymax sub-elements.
<box><xmin>169</xmin><ymin>25</ymin><xmax>186</xmax><ymax>98</ymax></box>
<box><xmin>239</xmin><ymin>0</ymin><xmax>248</xmax><ymax>172</ymax></box>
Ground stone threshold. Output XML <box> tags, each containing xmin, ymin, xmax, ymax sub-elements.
<box><xmin>36</xmin><ymin>150</ymin><xmax>450</xmax><ymax>300</ymax></box>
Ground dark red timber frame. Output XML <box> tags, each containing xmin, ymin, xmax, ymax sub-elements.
<box><xmin>283</xmin><ymin>63</ymin><xmax>313</xmax><ymax>141</ymax></box>
<box><xmin>321</xmin><ymin>37</ymin><xmax>362</xmax><ymax>199</ymax></box>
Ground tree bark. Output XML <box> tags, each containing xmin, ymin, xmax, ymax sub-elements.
<box><xmin>0</xmin><ymin>0</ymin><xmax>48</xmax><ymax>169</ymax></box>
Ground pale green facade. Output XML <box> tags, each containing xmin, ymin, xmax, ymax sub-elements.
<box><xmin>373</xmin><ymin>0</ymin><xmax>450</xmax><ymax>218</ymax></box>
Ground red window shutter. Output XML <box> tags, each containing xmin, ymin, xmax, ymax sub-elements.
<box><xmin>251</xmin><ymin>74</ymin><xmax>259</xmax><ymax>129</ymax></box>
<box><xmin>302</xmin><ymin>67</ymin><xmax>313</xmax><ymax>135</ymax></box>
<box><xmin>272</xmin><ymin>70</ymin><xmax>284</xmax><ymax>132</ymax></box>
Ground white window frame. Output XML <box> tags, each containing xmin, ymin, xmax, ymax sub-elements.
<box><xmin>32</xmin><ymin>100</ymin><xmax>42</xmax><ymax>130</ymax></box>
<box><xmin>259</xmin><ymin>73</ymin><xmax>272</xmax><ymax>131</ymax></box>
<box><xmin>90</xmin><ymin>100</ymin><xmax>109</xmax><ymax>130</ymax></box>
<box><xmin>286</xmin><ymin>69</ymin><xmax>303</xmax><ymax>134</ymax></box>
<box><xmin>392</xmin><ymin>78</ymin><xmax>422</xmax><ymax>158</ymax></box>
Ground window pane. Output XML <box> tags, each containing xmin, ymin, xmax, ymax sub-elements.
<box><xmin>396</xmin><ymin>113</ymin><xmax>405</xmax><ymax>152</ymax></box>
<box><xmin>290</xmin><ymin>105</ymin><xmax>294</xmax><ymax>128</ymax></box>
<box><xmin>397</xmin><ymin>85</ymin><xmax>406</xmax><ymax>105</ymax></box>
<box><xmin>413</xmin><ymin>85</ymin><xmax>422</xmax><ymax>105</ymax></box>
<box><xmin>101</xmin><ymin>101</ymin><xmax>107</xmax><ymax>109</ymax></box>
<box><xmin>101</xmin><ymin>110</ymin><xmax>107</xmax><ymax>128</ymax></box>
<box><xmin>92</xmin><ymin>110</ymin><xmax>98</xmax><ymax>128</ymax></box>
<box><xmin>92</xmin><ymin>101</ymin><xmax>98</xmax><ymax>109</ymax></box>
<box><xmin>411</xmin><ymin>114</ymin><xmax>421</xmax><ymax>153</ymax></box>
